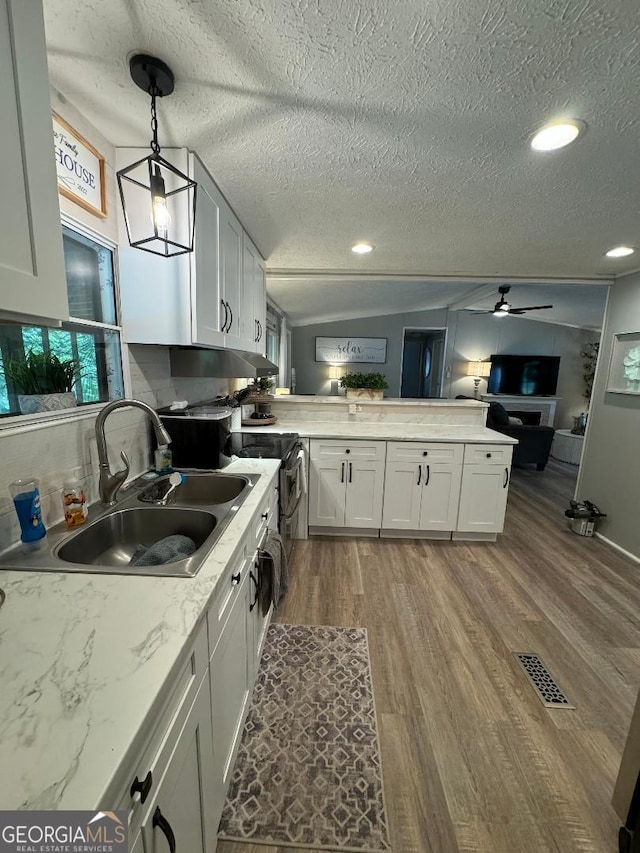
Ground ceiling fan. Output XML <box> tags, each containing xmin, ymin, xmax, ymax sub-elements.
<box><xmin>473</xmin><ymin>286</ymin><xmax>554</xmax><ymax>317</ymax></box>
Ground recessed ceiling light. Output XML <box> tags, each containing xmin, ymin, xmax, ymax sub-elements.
<box><xmin>530</xmin><ymin>121</ymin><xmax>584</xmax><ymax>152</ymax></box>
<box><xmin>605</xmin><ymin>245</ymin><xmax>636</xmax><ymax>258</ymax></box>
<box><xmin>351</xmin><ymin>242</ymin><xmax>374</xmax><ymax>254</ymax></box>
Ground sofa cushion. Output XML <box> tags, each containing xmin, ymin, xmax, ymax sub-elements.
<box><xmin>488</xmin><ymin>401</ymin><xmax>510</xmax><ymax>427</ymax></box>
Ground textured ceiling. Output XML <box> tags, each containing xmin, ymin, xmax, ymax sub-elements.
<box><xmin>44</xmin><ymin>0</ymin><xmax>640</xmax><ymax>287</ymax></box>
<box><xmin>267</xmin><ymin>277</ymin><xmax>608</xmax><ymax>328</ymax></box>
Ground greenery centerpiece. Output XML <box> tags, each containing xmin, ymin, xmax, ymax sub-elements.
<box><xmin>4</xmin><ymin>349</ymin><xmax>82</xmax><ymax>414</ymax></box>
<box><xmin>340</xmin><ymin>371</ymin><xmax>389</xmax><ymax>400</ymax></box>
<box><xmin>580</xmin><ymin>341</ymin><xmax>599</xmax><ymax>402</ymax></box>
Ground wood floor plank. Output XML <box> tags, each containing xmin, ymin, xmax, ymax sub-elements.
<box><xmin>217</xmin><ymin>459</ymin><xmax>639</xmax><ymax>853</ymax></box>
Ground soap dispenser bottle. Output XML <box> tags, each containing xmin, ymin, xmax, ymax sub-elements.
<box><xmin>10</xmin><ymin>478</ymin><xmax>46</xmax><ymax>543</ymax></box>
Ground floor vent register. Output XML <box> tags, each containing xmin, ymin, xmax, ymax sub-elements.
<box><xmin>515</xmin><ymin>653</ymin><xmax>575</xmax><ymax>709</ymax></box>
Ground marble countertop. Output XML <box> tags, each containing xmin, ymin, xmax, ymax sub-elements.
<box><xmin>271</xmin><ymin>395</ymin><xmax>488</xmax><ymax>407</ymax></box>
<box><xmin>240</xmin><ymin>422</ymin><xmax>518</xmax><ymax>444</ymax></box>
<box><xmin>0</xmin><ymin>458</ymin><xmax>280</xmax><ymax>811</ymax></box>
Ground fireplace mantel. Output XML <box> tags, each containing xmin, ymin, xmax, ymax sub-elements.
<box><xmin>480</xmin><ymin>394</ymin><xmax>560</xmax><ymax>427</ymax></box>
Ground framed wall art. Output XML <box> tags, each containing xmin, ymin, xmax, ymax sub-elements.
<box><xmin>606</xmin><ymin>331</ymin><xmax>640</xmax><ymax>394</ymax></box>
<box><xmin>52</xmin><ymin>112</ymin><xmax>107</xmax><ymax>218</ymax></box>
<box><xmin>315</xmin><ymin>337</ymin><xmax>387</xmax><ymax>364</ymax></box>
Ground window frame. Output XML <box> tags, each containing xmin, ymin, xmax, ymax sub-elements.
<box><xmin>0</xmin><ymin>214</ymin><xmax>129</xmax><ymax>434</ymax></box>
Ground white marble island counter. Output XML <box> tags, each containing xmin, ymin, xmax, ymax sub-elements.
<box><xmin>0</xmin><ymin>457</ymin><xmax>280</xmax><ymax>811</ymax></box>
<box><xmin>241</xmin><ymin>396</ymin><xmax>516</xmax><ymax>444</ymax></box>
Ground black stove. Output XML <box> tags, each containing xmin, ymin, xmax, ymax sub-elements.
<box><xmin>228</xmin><ymin>432</ymin><xmax>299</xmax><ymax>462</ymax></box>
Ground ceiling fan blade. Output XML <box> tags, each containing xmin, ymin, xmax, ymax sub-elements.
<box><xmin>510</xmin><ymin>304</ymin><xmax>554</xmax><ymax>313</ymax></box>
<box><xmin>470</xmin><ymin>310</ymin><xmax>494</xmax><ymax>314</ymax></box>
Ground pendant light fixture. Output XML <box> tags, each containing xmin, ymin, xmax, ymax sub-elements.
<box><xmin>117</xmin><ymin>54</ymin><xmax>197</xmax><ymax>257</ymax></box>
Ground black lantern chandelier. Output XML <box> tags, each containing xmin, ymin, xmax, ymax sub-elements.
<box><xmin>117</xmin><ymin>54</ymin><xmax>197</xmax><ymax>257</ymax></box>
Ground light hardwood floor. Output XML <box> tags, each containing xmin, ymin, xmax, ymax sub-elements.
<box><xmin>218</xmin><ymin>460</ymin><xmax>640</xmax><ymax>853</ymax></box>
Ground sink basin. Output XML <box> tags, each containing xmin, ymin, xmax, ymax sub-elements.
<box><xmin>0</xmin><ymin>472</ymin><xmax>260</xmax><ymax>578</ymax></box>
<box><xmin>139</xmin><ymin>472</ymin><xmax>249</xmax><ymax>506</ymax></box>
<box><xmin>56</xmin><ymin>507</ymin><xmax>216</xmax><ymax>569</ymax></box>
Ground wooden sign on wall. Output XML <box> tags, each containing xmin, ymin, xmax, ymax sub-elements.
<box><xmin>315</xmin><ymin>337</ymin><xmax>387</xmax><ymax>364</ymax></box>
<box><xmin>52</xmin><ymin>112</ymin><xmax>107</xmax><ymax>218</ymax></box>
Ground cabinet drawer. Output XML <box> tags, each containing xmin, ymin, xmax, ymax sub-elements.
<box><xmin>247</xmin><ymin>490</ymin><xmax>272</xmax><ymax>552</ymax></box>
<box><xmin>207</xmin><ymin>542</ymin><xmax>251</xmax><ymax>656</ymax></box>
<box><xmin>116</xmin><ymin>618</ymin><xmax>208</xmax><ymax>836</ymax></box>
<box><xmin>464</xmin><ymin>444</ymin><xmax>513</xmax><ymax>465</ymax></box>
<box><xmin>310</xmin><ymin>439</ymin><xmax>385</xmax><ymax>462</ymax></box>
<box><xmin>387</xmin><ymin>441</ymin><xmax>463</xmax><ymax>464</ymax></box>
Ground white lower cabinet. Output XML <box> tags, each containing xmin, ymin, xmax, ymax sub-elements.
<box><xmin>382</xmin><ymin>443</ymin><xmax>463</xmax><ymax>532</ymax></box>
<box><xmin>209</xmin><ymin>554</ymin><xmax>252</xmax><ymax>818</ymax></box>
<box><xmin>308</xmin><ymin>440</ymin><xmax>386</xmax><ymax>529</ymax></box>
<box><xmin>140</xmin><ymin>679</ymin><xmax>218</xmax><ymax>853</ymax></box>
<box><xmin>310</xmin><ymin>440</ymin><xmax>513</xmax><ymax>539</ymax></box>
<box><xmin>456</xmin><ymin>463</ymin><xmax>511</xmax><ymax>533</ymax></box>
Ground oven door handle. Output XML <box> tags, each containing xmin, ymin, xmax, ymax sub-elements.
<box><xmin>283</xmin><ymin>491</ymin><xmax>303</xmax><ymax>520</ymax></box>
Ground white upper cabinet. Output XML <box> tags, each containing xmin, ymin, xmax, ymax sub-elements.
<box><xmin>241</xmin><ymin>233</ymin><xmax>267</xmax><ymax>354</ymax></box>
<box><xmin>116</xmin><ymin>149</ymin><xmax>266</xmax><ymax>352</ymax></box>
<box><xmin>0</xmin><ymin>0</ymin><xmax>68</xmax><ymax>325</ymax></box>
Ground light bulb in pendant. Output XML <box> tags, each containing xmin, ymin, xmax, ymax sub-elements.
<box><xmin>150</xmin><ymin>165</ymin><xmax>172</xmax><ymax>236</ymax></box>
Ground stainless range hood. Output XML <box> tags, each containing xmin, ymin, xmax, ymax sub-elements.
<box><xmin>169</xmin><ymin>347</ymin><xmax>278</xmax><ymax>379</ymax></box>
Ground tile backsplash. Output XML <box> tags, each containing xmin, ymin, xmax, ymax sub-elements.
<box><xmin>0</xmin><ymin>345</ymin><xmax>229</xmax><ymax>551</ymax></box>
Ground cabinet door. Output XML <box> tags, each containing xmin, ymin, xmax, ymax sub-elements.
<box><xmin>142</xmin><ymin>680</ymin><xmax>217</xmax><ymax>853</ymax></box>
<box><xmin>254</xmin><ymin>256</ymin><xmax>267</xmax><ymax>357</ymax></box>
<box><xmin>209</xmin><ymin>567</ymin><xmax>250</xmax><ymax>796</ymax></box>
<box><xmin>240</xmin><ymin>235</ymin><xmax>258</xmax><ymax>351</ymax></box>
<box><xmin>0</xmin><ymin>0</ymin><xmax>68</xmax><ymax>324</ymax></box>
<box><xmin>457</xmin><ymin>464</ymin><xmax>510</xmax><ymax>533</ymax></box>
<box><xmin>381</xmin><ymin>461</ymin><xmax>421</xmax><ymax>529</ymax></box>
<box><xmin>419</xmin><ymin>464</ymin><xmax>462</xmax><ymax>530</ymax></box>
<box><xmin>191</xmin><ymin>156</ymin><xmax>225</xmax><ymax>347</ymax></box>
<box><xmin>308</xmin><ymin>458</ymin><xmax>347</xmax><ymax>527</ymax></box>
<box><xmin>220</xmin><ymin>204</ymin><xmax>243</xmax><ymax>349</ymax></box>
<box><xmin>345</xmin><ymin>460</ymin><xmax>385</xmax><ymax>528</ymax></box>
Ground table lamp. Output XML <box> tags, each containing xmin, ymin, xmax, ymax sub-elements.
<box><xmin>466</xmin><ymin>360</ymin><xmax>491</xmax><ymax>397</ymax></box>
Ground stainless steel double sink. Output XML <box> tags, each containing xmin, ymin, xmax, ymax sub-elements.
<box><xmin>0</xmin><ymin>471</ymin><xmax>260</xmax><ymax>578</ymax></box>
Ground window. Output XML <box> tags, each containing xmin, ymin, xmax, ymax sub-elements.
<box><xmin>0</xmin><ymin>224</ymin><xmax>124</xmax><ymax>416</ymax></box>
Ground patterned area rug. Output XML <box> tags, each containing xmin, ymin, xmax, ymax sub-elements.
<box><xmin>218</xmin><ymin>623</ymin><xmax>390</xmax><ymax>852</ymax></box>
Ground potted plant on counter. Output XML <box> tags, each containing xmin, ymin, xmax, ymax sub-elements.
<box><xmin>340</xmin><ymin>371</ymin><xmax>388</xmax><ymax>400</ymax></box>
<box><xmin>4</xmin><ymin>349</ymin><xmax>81</xmax><ymax>414</ymax></box>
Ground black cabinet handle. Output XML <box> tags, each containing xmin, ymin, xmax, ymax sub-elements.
<box><xmin>503</xmin><ymin>467</ymin><xmax>509</xmax><ymax>488</ymax></box>
<box><xmin>348</xmin><ymin>462</ymin><xmax>352</xmax><ymax>483</ymax></box>
<box><xmin>261</xmin><ymin>511</ymin><xmax>268</xmax><ymax>520</ymax></box>
<box><xmin>486</xmin><ymin>452</ymin><xmax>492</xmax><ymax>458</ymax></box>
<box><xmin>424</xmin><ymin>464</ymin><xmax>430</xmax><ymax>486</ymax></box>
<box><xmin>153</xmin><ymin>807</ymin><xmax>176</xmax><ymax>853</ymax></box>
<box><xmin>423</xmin><ymin>450</ymin><xmax>428</xmax><ymax>457</ymax></box>
<box><xmin>341</xmin><ymin>462</ymin><xmax>345</xmax><ymax>483</ymax></box>
<box><xmin>130</xmin><ymin>770</ymin><xmax>152</xmax><ymax>804</ymax></box>
<box><xmin>220</xmin><ymin>299</ymin><xmax>228</xmax><ymax>332</ymax></box>
<box><xmin>254</xmin><ymin>319</ymin><xmax>259</xmax><ymax>342</ymax></box>
<box><xmin>417</xmin><ymin>464</ymin><xmax>422</xmax><ymax>485</ymax></box>
<box><xmin>258</xmin><ymin>320</ymin><xmax>263</xmax><ymax>341</ymax></box>
<box><xmin>226</xmin><ymin>300</ymin><xmax>233</xmax><ymax>332</ymax></box>
<box><xmin>231</xmin><ymin>571</ymin><xmax>241</xmax><ymax>585</ymax></box>
<box><xmin>249</xmin><ymin>569</ymin><xmax>259</xmax><ymax>612</ymax></box>
<box><xmin>345</xmin><ymin>448</ymin><xmax>351</xmax><ymax>454</ymax></box>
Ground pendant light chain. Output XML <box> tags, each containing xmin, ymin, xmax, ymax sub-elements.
<box><xmin>149</xmin><ymin>85</ymin><xmax>161</xmax><ymax>155</ymax></box>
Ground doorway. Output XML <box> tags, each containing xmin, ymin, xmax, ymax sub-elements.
<box><xmin>400</xmin><ymin>328</ymin><xmax>446</xmax><ymax>398</ymax></box>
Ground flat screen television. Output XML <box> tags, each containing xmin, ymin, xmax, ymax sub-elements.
<box><xmin>487</xmin><ymin>354</ymin><xmax>560</xmax><ymax>396</ymax></box>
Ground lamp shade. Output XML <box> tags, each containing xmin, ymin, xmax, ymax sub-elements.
<box><xmin>467</xmin><ymin>360</ymin><xmax>491</xmax><ymax>378</ymax></box>
<box><xmin>328</xmin><ymin>364</ymin><xmax>344</xmax><ymax>379</ymax></box>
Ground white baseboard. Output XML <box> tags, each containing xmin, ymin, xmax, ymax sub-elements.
<box><xmin>308</xmin><ymin>526</ymin><xmax>379</xmax><ymax>537</ymax></box>
<box><xmin>595</xmin><ymin>532</ymin><xmax>640</xmax><ymax>565</ymax></box>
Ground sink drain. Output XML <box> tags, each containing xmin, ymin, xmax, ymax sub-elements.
<box><xmin>515</xmin><ymin>653</ymin><xmax>574</xmax><ymax>709</ymax></box>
